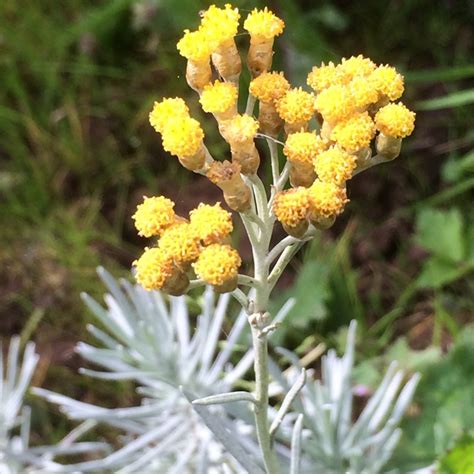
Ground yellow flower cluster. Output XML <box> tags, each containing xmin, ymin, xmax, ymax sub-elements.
<box><xmin>138</xmin><ymin>5</ymin><xmax>417</xmax><ymax>292</ymax></box>
<box><xmin>133</xmin><ymin>196</ymin><xmax>240</xmax><ymax>293</ymax></box>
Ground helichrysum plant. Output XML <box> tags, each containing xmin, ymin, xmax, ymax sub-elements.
<box><xmin>128</xmin><ymin>4</ymin><xmax>416</xmax><ymax>473</ymax></box>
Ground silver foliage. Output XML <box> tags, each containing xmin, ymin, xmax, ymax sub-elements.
<box><xmin>3</xmin><ymin>267</ymin><xmax>421</xmax><ymax>473</ymax></box>
<box><xmin>289</xmin><ymin>321</ymin><xmax>421</xmax><ymax>474</ymax></box>
<box><xmin>34</xmin><ymin>267</ymin><xmax>270</xmax><ymax>473</ymax></box>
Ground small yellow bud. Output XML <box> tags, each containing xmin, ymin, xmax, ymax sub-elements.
<box><xmin>337</xmin><ymin>55</ymin><xmax>376</xmax><ymax>82</ymax></box>
<box><xmin>307</xmin><ymin>180</ymin><xmax>349</xmax><ymax>223</ymax></box>
<box><xmin>330</xmin><ymin>112</ymin><xmax>376</xmax><ymax>153</ymax></box>
<box><xmin>273</xmin><ymin>187</ymin><xmax>310</xmax><ymax>237</ymax></box>
<box><xmin>314</xmin><ymin>146</ymin><xmax>357</xmax><ymax>186</ymax></box>
<box><xmin>200</xmin><ymin>80</ymin><xmax>238</xmax><ymax>119</ymax></box>
<box><xmin>243</xmin><ymin>7</ymin><xmax>285</xmax><ymax>40</ymax></box>
<box><xmin>370</xmin><ymin>65</ymin><xmax>404</xmax><ymax>101</ymax></box>
<box><xmin>315</xmin><ymin>84</ymin><xmax>356</xmax><ymax>124</ymax></box>
<box><xmin>193</xmin><ymin>243</ymin><xmax>241</xmax><ymax>289</ymax></box>
<box><xmin>158</xmin><ymin>222</ymin><xmax>200</xmax><ymax>266</ymax></box>
<box><xmin>276</xmin><ymin>88</ymin><xmax>316</xmax><ymax>132</ymax></box>
<box><xmin>307</xmin><ymin>62</ymin><xmax>340</xmax><ymax>92</ymax></box>
<box><xmin>250</xmin><ymin>71</ymin><xmax>290</xmax><ymax>104</ymax></box>
<box><xmin>177</xmin><ymin>29</ymin><xmax>213</xmax><ymax>62</ymax></box>
<box><xmin>132</xmin><ymin>196</ymin><xmax>176</xmax><ymax>237</ymax></box>
<box><xmin>149</xmin><ymin>98</ymin><xmax>190</xmax><ymax>134</ymax></box>
<box><xmin>134</xmin><ymin>247</ymin><xmax>174</xmax><ymax>291</ymax></box>
<box><xmin>374</xmin><ymin>102</ymin><xmax>415</xmax><ymax>138</ymax></box>
<box><xmin>189</xmin><ymin>202</ymin><xmax>233</xmax><ymax>245</ymax></box>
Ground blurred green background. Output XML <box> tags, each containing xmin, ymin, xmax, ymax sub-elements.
<box><xmin>1</xmin><ymin>0</ymin><xmax>473</xmax><ymax>468</ymax></box>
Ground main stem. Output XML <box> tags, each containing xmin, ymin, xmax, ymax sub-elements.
<box><xmin>245</xmin><ymin>175</ymin><xmax>280</xmax><ymax>474</ymax></box>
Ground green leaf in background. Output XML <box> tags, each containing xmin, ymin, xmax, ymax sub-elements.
<box><xmin>417</xmin><ymin>88</ymin><xmax>474</xmax><ymax>110</ymax></box>
<box><xmin>439</xmin><ymin>435</ymin><xmax>474</xmax><ymax>474</ymax></box>
<box><xmin>442</xmin><ymin>151</ymin><xmax>474</xmax><ymax>183</ymax></box>
<box><xmin>406</xmin><ymin>65</ymin><xmax>474</xmax><ymax>82</ymax></box>
<box><xmin>416</xmin><ymin>257</ymin><xmax>465</xmax><ymax>289</ymax></box>
<box><xmin>271</xmin><ymin>259</ymin><xmax>330</xmax><ymax>329</ymax></box>
<box><xmin>389</xmin><ymin>326</ymin><xmax>474</xmax><ymax>470</ymax></box>
<box><xmin>415</xmin><ymin>208</ymin><xmax>465</xmax><ymax>262</ymax></box>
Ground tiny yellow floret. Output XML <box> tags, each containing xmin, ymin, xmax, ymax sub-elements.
<box><xmin>314</xmin><ymin>146</ymin><xmax>357</xmax><ymax>186</ymax></box>
<box><xmin>273</xmin><ymin>187</ymin><xmax>310</xmax><ymax>227</ymax></box>
<box><xmin>193</xmin><ymin>244</ymin><xmax>241</xmax><ymax>286</ymax></box>
<box><xmin>133</xmin><ymin>196</ymin><xmax>176</xmax><ymax>237</ymax></box>
<box><xmin>177</xmin><ymin>29</ymin><xmax>213</xmax><ymax>62</ymax></box>
<box><xmin>161</xmin><ymin>116</ymin><xmax>204</xmax><ymax>158</ymax></box>
<box><xmin>249</xmin><ymin>71</ymin><xmax>290</xmax><ymax>103</ymax></box>
<box><xmin>284</xmin><ymin>131</ymin><xmax>328</xmax><ymax>165</ymax></box>
<box><xmin>222</xmin><ymin>114</ymin><xmax>259</xmax><ymax>144</ymax></box>
<box><xmin>307</xmin><ymin>62</ymin><xmax>340</xmax><ymax>92</ymax></box>
<box><xmin>189</xmin><ymin>202</ymin><xmax>233</xmax><ymax>245</ymax></box>
<box><xmin>337</xmin><ymin>55</ymin><xmax>376</xmax><ymax>82</ymax></box>
<box><xmin>349</xmin><ymin>76</ymin><xmax>379</xmax><ymax>109</ymax></box>
<box><xmin>370</xmin><ymin>65</ymin><xmax>404</xmax><ymax>101</ymax></box>
<box><xmin>200</xmin><ymin>80</ymin><xmax>238</xmax><ymax>114</ymax></box>
<box><xmin>149</xmin><ymin>98</ymin><xmax>190</xmax><ymax>134</ymax></box>
<box><xmin>374</xmin><ymin>103</ymin><xmax>416</xmax><ymax>138</ymax></box>
<box><xmin>134</xmin><ymin>247</ymin><xmax>173</xmax><ymax>290</ymax></box>
<box><xmin>276</xmin><ymin>88</ymin><xmax>316</xmax><ymax>125</ymax></box>
<box><xmin>158</xmin><ymin>222</ymin><xmax>200</xmax><ymax>265</ymax></box>
<box><xmin>330</xmin><ymin>112</ymin><xmax>376</xmax><ymax>153</ymax></box>
<box><xmin>201</xmin><ymin>4</ymin><xmax>240</xmax><ymax>45</ymax></box>
<box><xmin>315</xmin><ymin>84</ymin><xmax>356</xmax><ymax>123</ymax></box>
<box><xmin>243</xmin><ymin>7</ymin><xmax>285</xmax><ymax>40</ymax></box>
<box><xmin>308</xmin><ymin>180</ymin><xmax>349</xmax><ymax>219</ymax></box>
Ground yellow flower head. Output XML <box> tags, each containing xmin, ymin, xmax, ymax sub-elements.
<box><xmin>330</xmin><ymin>112</ymin><xmax>376</xmax><ymax>153</ymax></box>
<box><xmin>149</xmin><ymin>98</ymin><xmax>190</xmax><ymax>134</ymax></box>
<box><xmin>283</xmin><ymin>131</ymin><xmax>328</xmax><ymax>165</ymax></box>
<box><xmin>314</xmin><ymin>146</ymin><xmax>357</xmax><ymax>186</ymax></box>
<box><xmin>189</xmin><ymin>202</ymin><xmax>233</xmax><ymax>245</ymax></box>
<box><xmin>200</xmin><ymin>80</ymin><xmax>238</xmax><ymax>114</ymax></box>
<box><xmin>374</xmin><ymin>102</ymin><xmax>416</xmax><ymax>138</ymax></box>
<box><xmin>276</xmin><ymin>88</ymin><xmax>316</xmax><ymax>125</ymax></box>
<box><xmin>307</xmin><ymin>62</ymin><xmax>340</xmax><ymax>92</ymax></box>
<box><xmin>243</xmin><ymin>7</ymin><xmax>285</xmax><ymax>40</ymax></box>
<box><xmin>158</xmin><ymin>222</ymin><xmax>200</xmax><ymax>265</ymax></box>
<box><xmin>133</xmin><ymin>196</ymin><xmax>176</xmax><ymax>237</ymax></box>
<box><xmin>134</xmin><ymin>247</ymin><xmax>173</xmax><ymax>291</ymax></box>
<box><xmin>201</xmin><ymin>4</ymin><xmax>240</xmax><ymax>45</ymax></box>
<box><xmin>349</xmin><ymin>76</ymin><xmax>379</xmax><ymax>109</ymax></box>
<box><xmin>177</xmin><ymin>29</ymin><xmax>213</xmax><ymax>62</ymax></box>
<box><xmin>161</xmin><ymin>116</ymin><xmax>204</xmax><ymax>158</ymax></box>
<box><xmin>308</xmin><ymin>180</ymin><xmax>349</xmax><ymax>219</ymax></box>
<box><xmin>370</xmin><ymin>65</ymin><xmax>404</xmax><ymax>101</ymax></box>
<box><xmin>315</xmin><ymin>84</ymin><xmax>356</xmax><ymax>123</ymax></box>
<box><xmin>221</xmin><ymin>114</ymin><xmax>259</xmax><ymax>144</ymax></box>
<box><xmin>249</xmin><ymin>71</ymin><xmax>290</xmax><ymax>104</ymax></box>
<box><xmin>337</xmin><ymin>55</ymin><xmax>376</xmax><ymax>82</ymax></box>
<box><xmin>273</xmin><ymin>187</ymin><xmax>310</xmax><ymax>227</ymax></box>
<box><xmin>193</xmin><ymin>243</ymin><xmax>241</xmax><ymax>286</ymax></box>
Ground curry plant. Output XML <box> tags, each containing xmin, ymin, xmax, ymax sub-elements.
<box><xmin>129</xmin><ymin>4</ymin><xmax>416</xmax><ymax>473</ymax></box>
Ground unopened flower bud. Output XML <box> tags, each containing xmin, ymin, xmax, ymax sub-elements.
<box><xmin>201</xmin><ymin>5</ymin><xmax>241</xmax><ymax>84</ymax></box>
<box><xmin>207</xmin><ymin>160</ymin><xmax>251</xmax><ymax>212</ymax></box>
<box><xmin>177</xmin><ymin>29</ymin><xmax>213</xmax><ymax>92</ymax></box>
<box><xmin>244</xmin><ymin>8</ymin><xmax>285</xmax><ymax>78</ymax></box>
<box><xmin>220</xmin><ymin>114</ymin><xmax>260</xmax><ymax>175</ymax></box>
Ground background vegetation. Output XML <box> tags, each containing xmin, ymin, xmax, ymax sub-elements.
<box><xmin>1</xmin><ymin>0</ymin><xmax>473</xmax><ymax>470</ymax></box>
